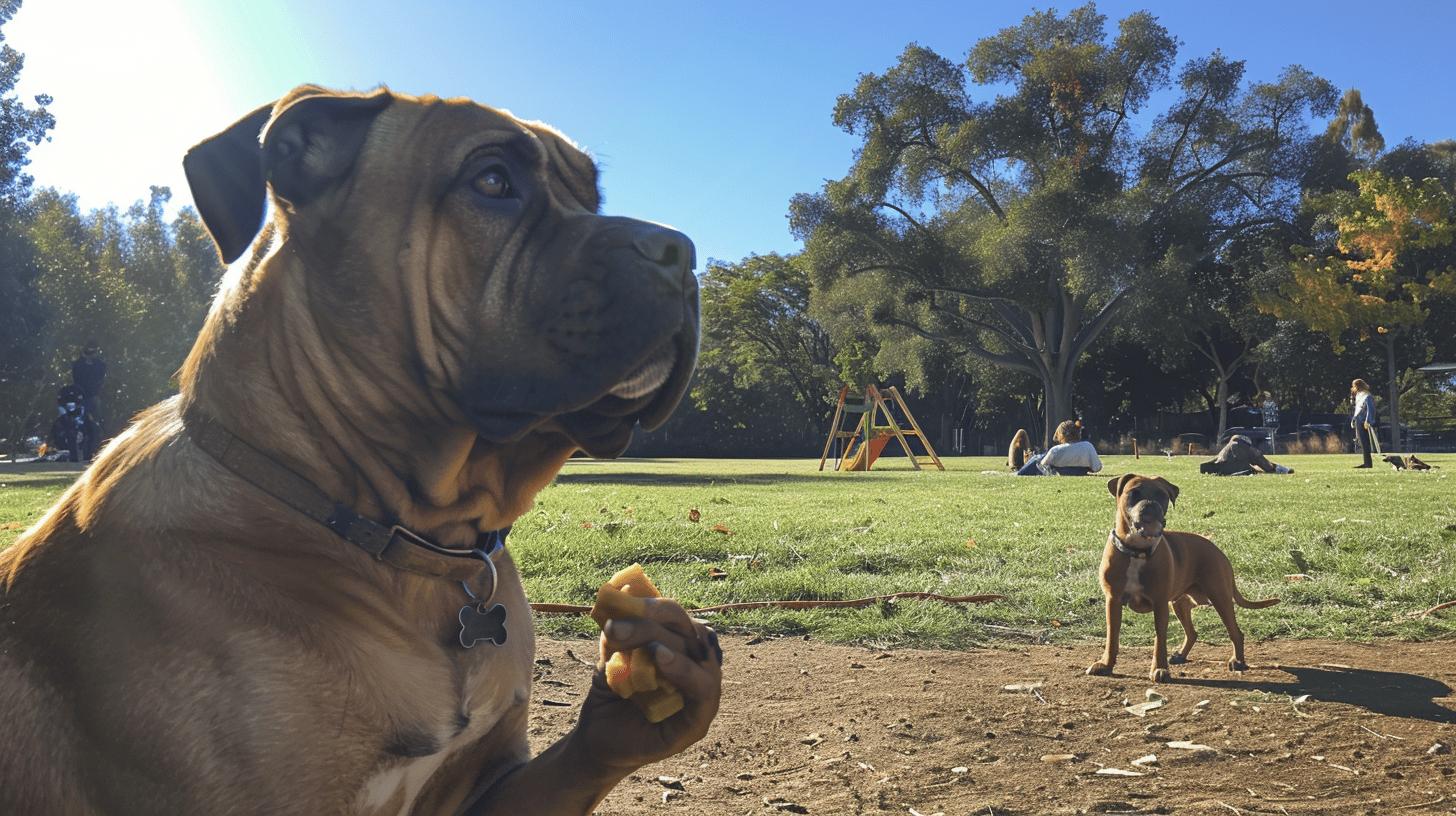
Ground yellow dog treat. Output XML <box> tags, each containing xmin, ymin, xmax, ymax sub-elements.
<box><xmin>590</xmin><ymin>563</ymin><xmax>685</xmax><ymax>723</ymax></box>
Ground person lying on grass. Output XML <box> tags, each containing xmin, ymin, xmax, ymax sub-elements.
<box><xmin>1199</xmin><ymin>435</ymin><xmax>1293</xmax><ymax>476</ymax></box>
<box><xmin>1016</xmin><ymin>420</ymin><xmax>1102</xmax><ymax>476</ymax></box>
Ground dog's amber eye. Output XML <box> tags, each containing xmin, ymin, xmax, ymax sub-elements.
<box><xmin>472</xmin><ymin>167</ymin><xmax>514</xmax><ymax>199</ymax></box>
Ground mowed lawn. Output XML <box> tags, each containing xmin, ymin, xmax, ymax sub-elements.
<box><xmin>3</xmin><ymin>455</ymin><xmax>1454</xmax><ymax>648</ymax></box>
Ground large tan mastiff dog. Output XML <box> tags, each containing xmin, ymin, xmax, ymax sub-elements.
<box><xmin>1087</xmin><ymin>474</ymin><xmax>1279</xmax><ymax>683</ymax></box>
<box><xmin>0</xmin><ymin>85</ymin><xmax>718</xmax><ymax>815</ymax></box>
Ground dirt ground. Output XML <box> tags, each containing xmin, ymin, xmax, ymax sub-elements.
<box><xmin>528</xmin><ymin>635</ymin><xmax>1456</xmax><ymax>816</ymax></box>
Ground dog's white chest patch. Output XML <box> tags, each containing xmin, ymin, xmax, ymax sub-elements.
<box><xmin>1122</xmin><ymin>559</ymin><xmax>1145</xmax><ymax>598</ymax></box>
<box><xmin>358</xmin><ymin>755</ymin><xmax>447</xmax><ymax>815</ymax></box>
<box><xmin>354</xmin><ymin>683</ymin><xmax>529</xmax><ymax>816</ymax></box>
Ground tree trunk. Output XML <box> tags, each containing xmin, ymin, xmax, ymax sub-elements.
<box><xmin>1385</xmin><ymin>334</ymin><xmax>1401</xmax><ymax>452</ymax></box>
<box><xmin>1040</xmin><ymin>368</ymin><xmax>1074</xmax><ymax>449</ymax></box>
<box><xmin>1214</xmin><ymin>373</ymin><xmax>1229</xmax><ymax>444</ymax></box>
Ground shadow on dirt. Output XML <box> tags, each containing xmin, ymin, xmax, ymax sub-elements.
<box><xmin>1179</xmin><ymin>664</ymin><xmax>1456</xmax><ymax>723</ymax></box>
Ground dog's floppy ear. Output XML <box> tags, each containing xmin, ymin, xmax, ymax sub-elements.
<box><xmin>1107</xmin><ymin>474</ymin><xmax>1136</xmax><ymax>498</ymax></box>
<box><xmin>1154</xmin><ymin>477</ymin><xmax>1180</xmax><ymax>506</ymax></box>
<box><xmin>260</xmin><ymin>86</ymin><xmax>392</xmax><ymax>209</ymax></box>
<box><xmin>182</xmin><ymin>86</ymin><xmax>393</xmax><ymax>265</ymax></box>
<box><xmin>183</xmin><ymin>103</ymin><xmax>274</xmax><ymax>264</ymax></box>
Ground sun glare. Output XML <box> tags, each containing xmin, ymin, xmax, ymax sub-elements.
<box><xmin>9</xmin><ymin>0</ymin><xmax>243</xmax><ymax>211</ymax></box>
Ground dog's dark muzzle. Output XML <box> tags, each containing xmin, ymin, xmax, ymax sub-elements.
<box><xmin>468</xmin><ymin>219</ymin><xmax>700</xmax><ymax>456</ymax></box>
<box><xmin>1129</xmin><ymin>501</ymin><xmax>1166</xmax><ymax>538</ymax></box>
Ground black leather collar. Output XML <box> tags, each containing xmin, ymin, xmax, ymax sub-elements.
<box><xmin>1110</xmin><ymin>529</ymin><xmax>1162</xmax><ymax>560</ymax></box>
<box><xmin>186</xmin><ymin>411</ymin><xmax>507</xmax><ymax>594</ymax></box>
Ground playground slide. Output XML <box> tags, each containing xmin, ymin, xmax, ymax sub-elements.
<box><xmin>844</xmin><ymin>432</ymin><xmax>892</xmax><ymax>471</ymax></box>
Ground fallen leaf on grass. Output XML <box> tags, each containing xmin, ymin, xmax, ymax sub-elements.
<box><xmin>1284</xmin><ymin>573</ymin><xmax>1313</xmax><ymax>582</ymax></box>
<box><xmin>687</xmin><ymin>508</ymin><xmax>701</xmax><ymax>523</ymax></box>
<box><xmin>707</xmin><ymin>567</ymin><xmax>728</xmax><ymax>580</ymax></box>
<box><xmin>0</xmin><ymin>522</ymin><xmax>23</xmax><ymax>531</ymax></box>
<box><xmin>711</xmin><ymin>523</ymin><xmax>733</xmax><ymax>535</ymax></box>
<box><xmin>965</xmin><ymin>536</ymin><xmax>977</xmax><ymax>549</ymax></box>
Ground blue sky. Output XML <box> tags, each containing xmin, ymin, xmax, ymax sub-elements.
<box><xmin>10</xmin><ymin>0</ymin><xmax>1456</xmax><ymax>266</ymax></box>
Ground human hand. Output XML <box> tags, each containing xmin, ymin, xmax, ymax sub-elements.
<box><xmin>568</xmin><ymin>598</ymin><xmax>722</xmax><ymax>773</ymax></box>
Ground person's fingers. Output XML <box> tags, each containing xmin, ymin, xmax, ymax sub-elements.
<box><xmin>704</xmin><ymin>627</ymin><xmax>723</xmax><ymax>665</ymax></box>
<box><xmin>600</xmin><ymin>617</ymin><xmax>693</xmax><ymax>662</ymax></box>
<box><xmin>650</xmin><ymin>640</ymin><xmax>721</xmax><ymax>706</ymax></box>
<box><xmin>638</xmin><ymin>599</ymin><xmax>707</xmax><ymax>660</ymax></box>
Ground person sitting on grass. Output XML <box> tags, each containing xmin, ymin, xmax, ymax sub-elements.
<box><xmin>1016</xmin><ymin>420</ymin><xmax>1102</xmax><ymax>476</ymax></box>
<box><xmin>1199</xmin><ymin>434</ymin><xmax>1293</xmax><ymax>475</ymax></box>
<box><xmin>1007</xmin><ymin>428</ymin><xmax>1035</xmax><ymax>471</ymax></box>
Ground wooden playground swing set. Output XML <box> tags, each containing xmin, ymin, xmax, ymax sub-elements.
<box><xmin>817</xmin><ymin>385</ymin><xmax>944</xmax><ymax>472</ymax></box>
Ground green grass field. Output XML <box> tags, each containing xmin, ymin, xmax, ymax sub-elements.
<box><xmin>4</xmin><ymin>455</ymin><xmax>1454</xmax><ymax>648</ymax></box>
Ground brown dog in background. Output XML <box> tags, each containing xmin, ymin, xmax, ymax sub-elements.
<box><xmin>1087</xmin><ymin>474</ymin><xmax>1279</xmax><ymax>683</ymax></box>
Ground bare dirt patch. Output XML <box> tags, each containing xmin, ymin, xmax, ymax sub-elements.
<box><xmin>530</xmin><ymin>636</ymin><xmax>1456</xmax><ymax>815</ymax></box>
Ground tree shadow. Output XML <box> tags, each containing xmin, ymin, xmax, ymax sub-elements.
<box><xmin>0</xmin><ymin>476</ymin><xmax>78</xmax><ymax>492</ymax></box>
<box><xmin>1177</xmin><ymin>664</ymin><xmax>1456</xmax><ymax>723</ymax></box>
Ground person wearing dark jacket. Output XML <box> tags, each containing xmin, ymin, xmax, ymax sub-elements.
<box><xmin>71</xmin><ymin>341</ymin><xmax>107</xmax><ymax>432</ymax></box>
<box><xmin>1199</xmin><ymin>435</ymin><xmax>1293</xmax><ymax>475</ymax></box>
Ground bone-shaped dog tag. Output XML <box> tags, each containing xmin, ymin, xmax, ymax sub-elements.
<box><xmin>458</xmin><ymin>603</ymin><xmax>508</xmax><ymax>648</ymax></box>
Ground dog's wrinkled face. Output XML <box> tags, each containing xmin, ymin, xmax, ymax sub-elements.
<box><xmin>184</xmin><ymin>86</ymin><xmax>698</xmax><ymax>458</ymax></box>
<box><xmin>1107</xmin><ymin>474</ymin><xmax>1179</xmax><ymax>541</ymax></box>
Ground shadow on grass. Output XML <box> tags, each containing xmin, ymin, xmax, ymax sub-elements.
<box><xmin>1178</xmin><ymin>665</ymin><xmax>1456</xmax><ymax>723</ymax></box>
<box><xmin>554</xmin><ymin>471</ymin><xmax>906</xmax><ymax>486</ymax></box>
<box><xmin>0</xmin><ymin>476</ymin><xmax>78</xmax><ymax>492</ymax></box>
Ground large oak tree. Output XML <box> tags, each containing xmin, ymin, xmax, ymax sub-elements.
<box><xmin>791</xmin><ymin>4</ymin><xmax>1336</xmax><ymax>446</ymax></box>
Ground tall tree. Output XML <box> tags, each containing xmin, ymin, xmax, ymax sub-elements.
<box><xmin>1325</xmin><ymin>88</ymin><xmax>1384</xmax><ymax>161</ymax></box>
<box><xmin>791</xmin><ymin>4</ymin><xmax>1337</xmax><ymax>446</ymax></box>
<box><xmin>1260</xmin><ymin>168</ymin><xmax>1456</xmax><ymax>451</ymax></box>
<box><xmin>0</xmin><ymin>0</ymin><xmax>54</xmax><ymax>449</ymax></box>
<box><xmin>694</xmin><ymin>254</ymin><xmax>839</xmax><ymax>436</ymax></box>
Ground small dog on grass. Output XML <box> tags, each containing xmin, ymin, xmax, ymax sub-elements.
<box><xmin>1391</xmin><ymin>454</ymin><xmax>1438</xmax><ymax>471</ymax></box>
<box><xmin>1088</xmin><ymin>475</ymin><xmax>1279</xmax><ymax>683</ymax></box>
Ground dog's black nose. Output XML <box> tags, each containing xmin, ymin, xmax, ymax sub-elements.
<box><xmin>631</xmin><ymin>224</ymin><xmax>696</xmax><ymax>273</ymax></box>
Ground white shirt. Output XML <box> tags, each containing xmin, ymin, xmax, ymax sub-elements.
<box><xmin>1040</xmin><ymin>440</ymin><xmax>1103</xmax><ymax>473</ymax></box>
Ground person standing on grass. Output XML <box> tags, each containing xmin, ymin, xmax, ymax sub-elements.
<box><xmin>1350</xmin><ymin>378</ymin><xmax>1376</xmax><ymax>469</ymax></box>
<box><xmin>1016</xmin><ymin>420</ymin><xmax>1102</xmax><ymax>476</ymax></box>
<box><xmin>71</xmin><ymin>340</ymin><xmax>107</xmax><ymax>434</ymax></box>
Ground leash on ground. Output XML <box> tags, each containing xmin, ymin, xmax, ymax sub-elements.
<box><xmin>530</xmin><ymin>591</ymin><xmax>1004</xmax><ymax>616</ymax></box>
<box><xmin>1421</xmin><ymin>599</ymin><xmax>1456</xmax><ymax>618</ymax></box>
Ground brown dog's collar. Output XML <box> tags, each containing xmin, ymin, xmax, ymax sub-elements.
<box><xmin>186</xmin><ymin>412</ymin><xmax>506</xmax><ymax>594</ymax></box>
<box><xmin>1110</xmin><ymin>529</ymin><xmax>1162</xmax><ymax>560</ymax></box>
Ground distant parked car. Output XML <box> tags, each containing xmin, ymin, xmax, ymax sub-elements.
<box><xmin>1217</xmin><ymin>426</ymin><xmax>1273</xmax><ymax>453</ymax></box>
<box><xmin>1289</xmin><ymin>424</ymin><xmax>1344</xmax><ymax>453</ymax></box>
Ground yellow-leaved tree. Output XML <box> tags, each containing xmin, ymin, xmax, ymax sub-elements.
<box><xmin>1260</xmin><ymin>169</ymin><xmax>1456</xmax><ymax>451</ymax></box>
